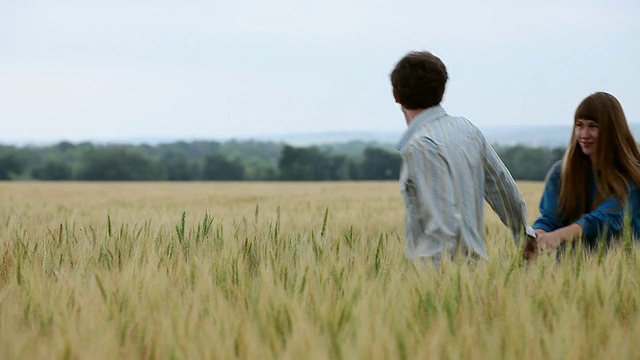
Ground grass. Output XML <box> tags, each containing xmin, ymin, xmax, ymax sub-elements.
<box><xmin>0</xmin><ymin>181</ymin><xmax>638</xmax><ymax>359</ymax></box>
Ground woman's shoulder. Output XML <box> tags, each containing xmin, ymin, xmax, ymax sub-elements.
<box><xmin>548</xmin><ymin>160</ymin><xmax>563</xmax><ymax>177</ymax></box>
<box><xmin>541</xmin><ymin>160</ymin><xmax>563</xmax><ymax>186</ymax></box>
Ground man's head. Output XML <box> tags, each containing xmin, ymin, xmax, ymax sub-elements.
<box><xmin>390</xmin><ymin>51</ymin><xmax>448</xmax><ymax>110</ymax></box>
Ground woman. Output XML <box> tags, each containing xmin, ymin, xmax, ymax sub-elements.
<box><xmin>534</xmin><ymin>92</ymin><xmax>640</xmax><ymax>253</ymax></box>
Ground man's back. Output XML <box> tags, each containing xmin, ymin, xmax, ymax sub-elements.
<box><xmin>399</xmin><ymin>106</ymin><xmax>487</xmax><ymax>258</ymax></box>
<box><xmin>390</xmin><ymin>51</ymin><xmax>533</xmax><ymax>263</ymax></box>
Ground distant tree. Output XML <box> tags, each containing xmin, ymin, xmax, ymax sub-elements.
<box><xmin>0</xmin><ymin>139</ymin><xmax>570</xmax><ymax>182</ymax></box>
<box><xmin>347</xmin><ymin>158</ymin><xmax>361</xmax><ymax>180</ymax></box>
<box><xmin>278</xmin><ymin>145</ymin><xmax>331</xmax><ymax>180</ymax></box>
<box><xmin>240</xmin><ymin>154</ymin><xmax>279</xmax><ymax>180</ymax></box>
<box><xmin>497</xmin><ymin>145</ymin><xmax>565</xmax><ymax>181</ymax></box>
<box><xmin>319</xmin><ymin>141</ymin><xmax>397</xmax><ymax>161</ymax></box>
<box><xmin>360</xmin><ymin>148</ymin><xmax>401</xmax><ymax>180</ymax></box>
<box><xmin>0</xmin><ymin>150</ymin><xmax>24</xmax><ymax>180</ymax></box>
<box><xmin>32</xmin><ymin>159</ymin><xmax>73</xmax><ymax>180</ymax></box>
<box><xmin>55</xmin><ymin>141</ymin><xmax>76</xmax><ymax>153</ymax></box>
<box><xmin>551</xmin><ymin>147</ymin><xmax>566</xmax><ymax>163</ymax></box>
<box><xmin>78</xmin><ymin>147</ymin><xmax>165</xmax><ymax>180</ymax></box>
<box><xmin>161</xmin><ymin>152</ymin><xmax>199</xmax><ymax>181</ymax></box>
<box><xmin>220</xmin><ymin>140</ymin><xmax>283</xmax><ymax>168</ymax></box>
<box><xmin>326</xmin><ymin>155</ymin><xmax>351</xmax><ymax>180</ymax></box>
<box><xmin>202</xmin><ymin>154</ymin><xmax>245</xmax><ymax>180</ymax></box>
<box><xmin>75</xmin><ymin>142</ymin><xmax>95</xmax><ymax>153</ymax></box>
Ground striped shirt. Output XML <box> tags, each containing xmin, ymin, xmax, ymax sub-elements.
<box><xmin>397</xmin><ymin>105</ymin><xmax>535</xmax><ymax>259</ymax></box>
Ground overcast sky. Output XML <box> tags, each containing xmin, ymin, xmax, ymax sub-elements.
<box><xmin>1</xmin><ymin>0</ymin><xmax>639</xmax><ymax>144</ymax></box>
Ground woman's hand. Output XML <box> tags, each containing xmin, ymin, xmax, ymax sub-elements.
<box><xmin>536</xmin><ymin>231</ymin><xmax>564</xmax><ymax>252</ymax></box>
<box><xmin>535</xmin><ymin>223</ymin><xmax>583</xmax><ymax>254</ymax></box>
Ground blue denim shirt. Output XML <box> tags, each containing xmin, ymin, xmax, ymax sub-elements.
<box><xmin>533</xmin><ymin>161</ymin><xmax>640</xmax><ymax>247</ymax></box>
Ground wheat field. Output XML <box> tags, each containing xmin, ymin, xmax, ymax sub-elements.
<box><xmin>0</xmin><ymin>181</ymin><xmax>638</xmax><ymax>359</ymax></box>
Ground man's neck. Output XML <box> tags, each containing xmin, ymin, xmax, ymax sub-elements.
<box><xmin>403</xmin><ymin>108</ymin><xmax>426</xmax><ymax>126</ymax></box>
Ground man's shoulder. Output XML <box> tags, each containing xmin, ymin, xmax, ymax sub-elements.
<box><xmin>404</xmin><ymin>111</ymin><xmax>485</xmax><ymax>152</ymax></box>
<box><xmin>446</xmin><ymin>115</ymin><xmax>485</xmax><ymax>139</ymax></box>
<box><xmin>404</xmin><ymin>133</ymin><xmax>441</xmax><ymax>155</ymax></box>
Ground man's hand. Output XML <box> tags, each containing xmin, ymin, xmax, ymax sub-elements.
<box><xmin>523</xmin><ymin>234</ymin><xmax>539</xmax><ymax>261</ymax></box>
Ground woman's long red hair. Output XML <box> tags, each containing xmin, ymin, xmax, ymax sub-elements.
<box><xmin>558</xmin><ymin>92</ymin><xmax>640</xmax><ymax>222</ymax></box>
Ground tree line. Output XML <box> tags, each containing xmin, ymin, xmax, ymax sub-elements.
<box><xmin>0</xmin><ymin>140</ymin><xmax>565</xmax><ymax>181</ymax></box>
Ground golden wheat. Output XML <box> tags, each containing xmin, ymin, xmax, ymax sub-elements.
<box><xmin>0</xmin><ymin>181</ymin><xmax>637</xmax><ymax>359</ymax></box>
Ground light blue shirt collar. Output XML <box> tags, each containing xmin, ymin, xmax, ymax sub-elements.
<box><xmin>396</xmin><ymin>105</ymin><xmax>448</xmax><ymax>153</ymax></box>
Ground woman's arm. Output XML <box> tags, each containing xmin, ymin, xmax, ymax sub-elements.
<box><xmin>533</xmin><ymin>162</ymin><xmax>564</xmax><ymax>232</ymax></box>
<box><xmin>537</xmin><ymin>223</ymin><xmax>583</xmax><ymax>251</ymax></box>
<box><xmin>538</xmin><ymin>182</ymin><xmax>639</xmax><ymax>251</ymax></box>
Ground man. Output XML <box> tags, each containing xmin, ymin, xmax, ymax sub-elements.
<box><xmin>390</xmin><ymin>51</ymin><xmax>536</xmax><ymax>266</ymax></box>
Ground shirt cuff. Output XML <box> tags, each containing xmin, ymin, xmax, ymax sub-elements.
<box><xmin>574</xmin><ymin>218</ymin><xmax>591</xmax><ymax>237</ymax></box>
<box><xmin>532</xmin><ymin>220</ymin><xmax>556</xmax><ymax>233</ymax></box>
<box><xmin>525</xmin><ymin>226</ymin><xmax>536</xmax><ymax>238</ymax></box>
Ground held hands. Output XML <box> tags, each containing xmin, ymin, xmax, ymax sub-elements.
<box><xmin>523</xmin><ymin>224</ymin><xmax>582</xmax><ymax>261</ymax></box>
<box><xmin>536</xmin><ymin>232</ymin><xmax>564</xmax><ymax>252</ymax></box>
<box><xmin>523</xmin><ymin>230</ymin><xmax>564</xmax><ymax>261</ymax></box>
<box><xmin>522</xmin><ymin>234</ymin><xmax>539</xmax><ymax>261</ymax></box>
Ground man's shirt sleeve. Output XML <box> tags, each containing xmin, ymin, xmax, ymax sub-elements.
<box><xmin>482</xmin><ymin>139</ymin><xmax>534</xmax><ymax>241</ymax></box>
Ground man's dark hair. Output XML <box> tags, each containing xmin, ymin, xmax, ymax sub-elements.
<box><xmin>390</xmin><ymin>51</ymin><xmax>448</xmax><ymax>110</ymax></box>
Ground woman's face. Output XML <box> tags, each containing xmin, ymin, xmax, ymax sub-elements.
<box><xmin>574</xmin><ymin>118</ymin><xmax>599</xmax><ymax>156</ymax></box>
